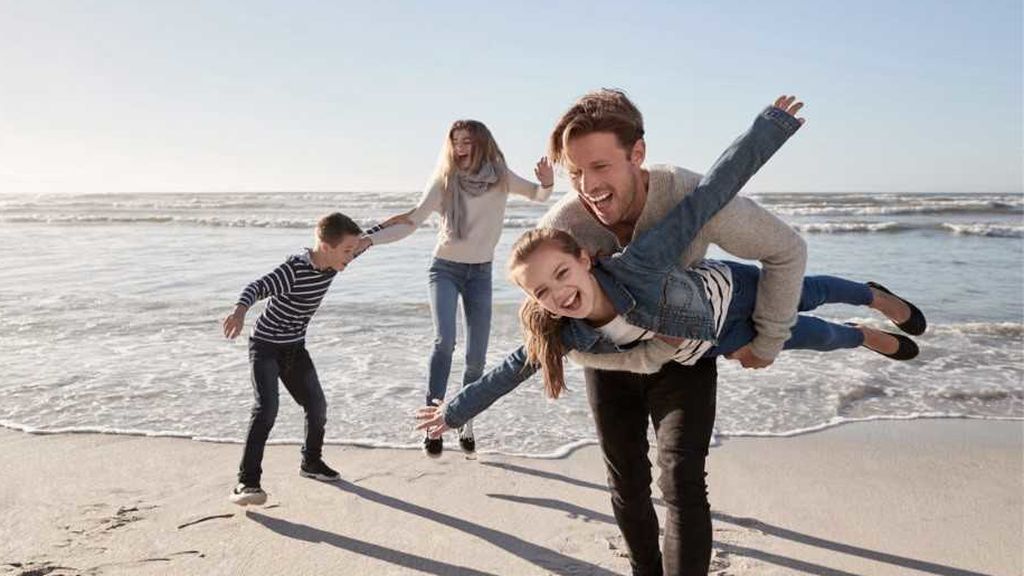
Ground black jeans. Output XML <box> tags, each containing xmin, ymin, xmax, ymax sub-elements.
<box><xmin>238</xmin><ymin>339</ymin><xmax>328</xmax><ymax>486</ymax></box>
<box><xmin>585</xmin><ymin>357</ymin><xmax>717</xmax><ymax>576</ymax></box>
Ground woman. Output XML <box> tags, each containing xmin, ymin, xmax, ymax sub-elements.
<box><xmin>367</xmin><ymin>120</ymin><xmax>553</xmax><ymax>456</ymax></box>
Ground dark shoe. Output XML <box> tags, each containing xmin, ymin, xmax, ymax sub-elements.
<box><xmin>229</xmin><ymin>483</ymin><xmax>267</xmax><ymax>506</ymax></box>
<box><xmin>867</xmin><ymin>282</ymin><xmax>927</xmax><ymax>336</ymax></box>
<box><xmin>849</xmin><ymin>323</ymin><xmax>919</xmax><ymax>360</ymax></box>
<box><xmin>423</xmin><ymin>435</ymin><xmax>443</xmax><ymax>458</ymax></box>
<box><xmin>300</xmin><ymin>459</ymin><xmax>340</xmax><ymax>482</ymax></box>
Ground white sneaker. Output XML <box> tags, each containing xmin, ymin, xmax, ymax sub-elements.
<box><xmin>458</xmin><ymin>420</ymin><xmax>476</xmax><ymax>454</ymax></box>
<box><xmin>229</xmin><ymin>483</ymin><xmax>268</xmax><ymax>506</ymax></box>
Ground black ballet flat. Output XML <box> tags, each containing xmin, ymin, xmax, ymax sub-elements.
<box><xmin>848</xmin><ymin>323</ymin><xmax>920</xmax><ymax>361</ymax></box>
<box><xmin>866</xmin><ymin>282</ymin><xmax>927</xmax><ymax>336</ymax></box>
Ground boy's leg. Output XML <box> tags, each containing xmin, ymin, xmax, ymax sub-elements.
<box><xmin>798</xmin><ymin>275</ymin><xmax>873</xmax><ymax>312</ymax></box>
<box><xmin>280</xmin><ymin>344</ymin><xmax>327</xmax><ymax>465</ymax></box>
<box><xmin>427</xmin><ymin>259</ymin><xmax>462</xmax><ymax>405</ymax></box>
<box><xmin>238</xmin><ymin>340</ymin><xmax>282</xmax><ymax>486</ymax></box>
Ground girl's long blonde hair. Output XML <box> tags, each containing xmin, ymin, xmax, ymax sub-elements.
<box><xmin>508</xmin><ymin>228</ymin><xmax>586</xmax><ymax>399</ymax></box>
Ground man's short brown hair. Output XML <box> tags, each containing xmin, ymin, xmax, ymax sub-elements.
<box><xmin>316</xmin><ymin>212</ymin><xmax>362</xmax><ymax>246</ymax></box>
<box><xmin>548</xmin><ymin>89</ymin><xmax>645</xmax><ymax>165</ymax></box>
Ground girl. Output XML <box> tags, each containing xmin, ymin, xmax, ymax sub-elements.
<box><xmin>367</xmin><ymin>120</ymin><xmax>553</xmax><ymax>456</ymax></box>
<box><xmin>416</xmin><ymin>98</ymin><xmax>926</xmax><ymax>437</ymax></box>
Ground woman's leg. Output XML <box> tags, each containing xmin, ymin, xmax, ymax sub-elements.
<box><xmin>459</xmin><ymin>262</ymin><xmax>493</xmax><ymax>440</ymax></box>
<box><xmin>782</xmin><ymin>314</ymin><xmax>864</xmax><ymax>351</ymax></box>
<box><xmin>427</xmin><ymin>259</ymin><xmax>461</xmax><ymax>406</ymax></box>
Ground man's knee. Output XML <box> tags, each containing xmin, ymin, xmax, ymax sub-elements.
<box><xmin>657</xmin><ymin>449</ymin><xmax>709</xmax><ymax>508</ymax></box>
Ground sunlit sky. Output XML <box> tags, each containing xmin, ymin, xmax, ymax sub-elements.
<box><xmin>1</xmin><ymin>0</ymin><xmax>1020</xmax><ymax>194</ymax></box>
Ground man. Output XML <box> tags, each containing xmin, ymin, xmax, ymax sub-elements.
<box><xmin>539</xmin><ymin>90</ymin><xmax>806</xmax><ymax>575</ymax></box>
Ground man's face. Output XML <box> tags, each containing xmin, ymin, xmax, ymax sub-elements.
<box><xmin>563</xmin><ymin>132</ymin><xmax>645</xmax><ymax>228</ymax></box>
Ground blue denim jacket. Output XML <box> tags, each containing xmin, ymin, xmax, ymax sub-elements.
<box><xmin>444</xmin><ymin>106</ymin><xmax>802</xmax><ymax>428</ymax></box>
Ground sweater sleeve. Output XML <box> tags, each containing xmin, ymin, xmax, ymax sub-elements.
<box><xmin>365</xmin><ymin>178</ymin><xmax>443</xmax><ymax>245</ymax></box>
<box><xmin>699</xmin><ymin>196</ymin><xmax>807</xmax><ymax>359</ymax></box>
<box><xmin>566</xmin><ymin>339</ymin><xmax>679</xmax><ymax>374</ymax></box>
<box><xmin>236</xmin><ymin>261</ymin><xmax>297</xmax><ymax>308</ymax></box>
<box><xmin>505</xmin><ymin>168</ymin><xmax>553</xmax><ymax>202</ymax></box>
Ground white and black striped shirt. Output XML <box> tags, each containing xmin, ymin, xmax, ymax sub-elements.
<box><xmin>595</xmin><ymin>260</ymin><xmax>734</xmax><ymax>366</ymax></box>
<box><xmin>237</xmin><ymin>250</ymin><xmax>337</xmax><ymax>344</ymax></box>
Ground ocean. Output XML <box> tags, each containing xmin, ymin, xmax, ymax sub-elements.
<box><xmin>0</xmin><ymin>191</ymin><xmax>1021</xmax><ymax>456</ymax></box>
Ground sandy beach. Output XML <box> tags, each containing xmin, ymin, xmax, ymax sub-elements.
<box><xmin>1</xmin><ymin>419</ymin><xmax>1020</xmax><ymax>576</ymax></box>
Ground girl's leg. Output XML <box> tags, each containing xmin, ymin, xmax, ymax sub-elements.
<box><xmin>798</xmin><ymin>275</ymin><xmax>873</xmax><ymax>312</ymax></box>
<box><xmin>783</xmin><ymin>314</ymin><xmax>864</xmax><ymax>351</ymax></box>
<box><xmin>427</xmin><ymin>259</ymin><xmax>461</xmax><ymax>406</ymax></box>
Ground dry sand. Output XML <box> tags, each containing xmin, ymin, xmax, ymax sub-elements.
<box><xmin>1</xmin><ymin>419</ymin><xmax>1020</xmax><ymax>575</ymax></box>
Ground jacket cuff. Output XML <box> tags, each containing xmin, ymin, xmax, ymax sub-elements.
<box><xmin>760</xmin><ymin>106</ymin><xmax>803</xmax><ymax>137</ymax></box>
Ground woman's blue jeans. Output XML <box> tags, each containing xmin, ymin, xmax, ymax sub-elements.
<box><xmin>426</xmin><ymin>257</ymin><xmax>493</xmax><ymax>407</ymax></box>
<box><xmin>711</xmin><ymin>261</ymin><xmax>872</xmax><ymax>357</ymax></box>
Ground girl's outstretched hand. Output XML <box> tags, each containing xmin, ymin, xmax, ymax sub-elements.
<box><xmin>415</xmin><ymin>402</ymin><xmax>450</xmax><ymax>439</ymax></box>
<box><xmin>773</xmin><ymin>95</ymin><xmax>806</xmax><ymax>124</ymax></box>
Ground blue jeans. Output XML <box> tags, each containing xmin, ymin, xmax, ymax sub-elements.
<box><xmin>427</xmin><ymin>258</ymin><xmax>493</xmax><ymax>406</ymax></box>
<box><xmin>710</xmin><ymin>261</ymin><xmax>871</xmax><ymax>357</ymax></box>
<box><xmin>239</xmin><ymin>338</ymin><xmax>327</xmax><ymax>486</ymax></box>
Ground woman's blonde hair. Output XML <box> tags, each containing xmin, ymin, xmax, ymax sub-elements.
<box><xmin>434</xmin><ymin>119</ymin><xmax>508</xmax><ymax>182</ymax></box>
<box><xmin>508</xmin><ymin>228</ymin><xmax>586</xmax><ymax>399</ymax></box>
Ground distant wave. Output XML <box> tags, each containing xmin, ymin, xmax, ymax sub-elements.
<box><xmin>6</xmin><ymin>213</ymin><xmax>1021</xmax><ymax>239</ymax></box>
<box><xmin>775</xmin><ymin>203</ymin><xmax>1022</xmax><ymax>217</ymax></box>
<box><xmin>793</xmin><ymin>221</ymin><xmax>1022</xmax><ymax>237</ymax></box>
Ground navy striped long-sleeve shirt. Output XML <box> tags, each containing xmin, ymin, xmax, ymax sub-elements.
<box><xmin>237</xmin><ymin>250</ymin><xmax>337</xmax><ymax>344</ymax></box>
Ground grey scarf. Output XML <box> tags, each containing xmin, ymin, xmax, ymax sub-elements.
<box><xmin>444</xmin><ymin>162</ymin><xmax>502</xmax><ymax>240</ymax></box>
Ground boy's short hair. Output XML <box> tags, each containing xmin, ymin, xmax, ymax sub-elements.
<box><xmin>548</xmin><ymin>88</ymin><xmax>645</xmax><ymax>165</ymax></box>
<box><xmin>316</xmin><ymin>212</ymin><xmax>362</xmax><ymax>246</ymax></box>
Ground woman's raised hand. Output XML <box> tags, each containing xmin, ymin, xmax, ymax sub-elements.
<box><xmin>773</xmin><ymin>95</ymin><xmax>805</xmax><ymax>124</ymax></box>
<box><xmin>535</xmin><ymin>156</ymin><xmax>554</xmax><ymax>188</ymax></box>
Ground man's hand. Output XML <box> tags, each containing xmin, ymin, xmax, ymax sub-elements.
<box><xmin>773</xmin><ymin>95</ymin><xmax>805</xmax><ymax>124</ymax></box>
<box><xmin>535</xmin><ymin>156</ymin><xmax>554</xmax><ymax>188</ymax></box>
<box><xmin>414</xmin><ymin>402</ymin><xmax>450</xmax><ymax>439</ymax></box>
<box><xmin>222</xmin><ymin>305</ymin><xmax>247</xmax><ymax>339</ymax></box>
<box><xmin>725</xmin><ymin>344</ymin><xmax>774</xmax><ymax>369</ymax></box>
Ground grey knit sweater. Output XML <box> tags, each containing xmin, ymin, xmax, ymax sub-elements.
<box><xmin>539</xmin><ymin>164</ymin><xmax>806</xmax><ymax>362</ymax></box>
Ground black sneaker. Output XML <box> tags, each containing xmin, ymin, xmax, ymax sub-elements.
<box><xmin>229</xmin><ymin>483</ymin><xmax>267</xmax><ymax>506</ymax></box>
<box><xmin>423</xmin><ymin>435</ymin><xmax>443</xmax><ymax>458</ymax></box>
<box><xmin>458</xmin><ymin>425</ymin><xmax>476</xmax><ymax>454</ymax></box>
<box><xmin>300</xmin><ymin>459</ymin><xmax>341</xmax><ymax>482</ymax></box>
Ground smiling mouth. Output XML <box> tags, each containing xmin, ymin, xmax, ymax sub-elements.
<box><xmin>582</xmin><ymin>191</ymin><xmax>613</xmax><ymax>207</ymax></box>
<box><xmin>560</xmin><ymin>291</ymin><xmax>582</xmax><ymax>313</ymax></box>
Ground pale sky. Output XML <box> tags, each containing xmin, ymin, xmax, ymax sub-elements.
<box><xmin>1</xmin><ymin>0</ymin><xmax>1021</xmax><ymax>194</ymax></box>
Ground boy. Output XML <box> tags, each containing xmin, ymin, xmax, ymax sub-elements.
<box><xmin>222</xmin><ymin>212</ymin><xmax>369</xmax><ymax>505</ymax></box>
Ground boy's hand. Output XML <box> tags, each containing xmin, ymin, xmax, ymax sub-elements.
<box><xmin>535</xmin><ymin>156</ymin><xmax>554</xmax><ymax>188</ymax></box>
<box><xmin>414</xmin><ymin>402</ymin><xmax>450</xmax><ymax>439</ymax></box>
<box><xmin>223</xmin><ymin>305</ymin><xmax>247</xmax><ymax>339</ymax></box>
<box><xmin>772</xmin><ymin>95</ymin><xmax>805</xmax><ymax>124</ymax></box>
<box><xmin>725</xmin><ymin>344</ymin><xmax>774</xmax><ymax>369</ymax></box>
